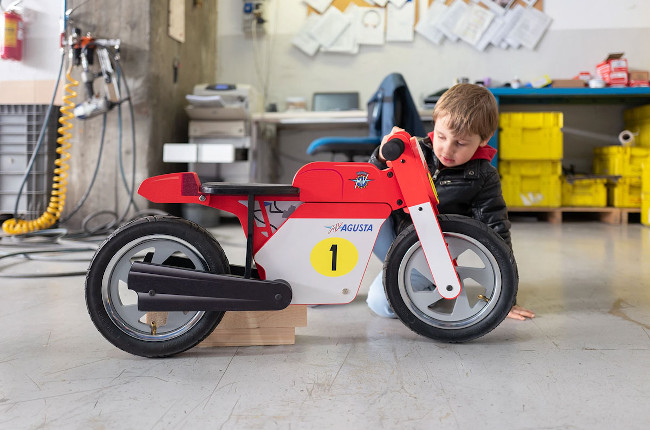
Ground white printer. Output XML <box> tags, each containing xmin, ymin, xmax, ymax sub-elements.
<box><xmin>163</xmin><ymin>84</ymin><xmax>257</xmax><ymax>183</ymax></box>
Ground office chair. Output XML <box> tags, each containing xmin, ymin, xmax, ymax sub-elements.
<box><xmin>306</xmin><ymin>73</ymin><xmax>426</xmax><ymax>161</ymax></box>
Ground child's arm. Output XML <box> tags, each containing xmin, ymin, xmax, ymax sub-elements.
<box><xmin>471</xmin><ymin>168</ymin><xmax>512</xmax><ymax>247</ymax></box>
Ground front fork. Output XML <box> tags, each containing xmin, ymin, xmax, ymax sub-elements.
<box><xmin>407</xmin><ymin>202</ymin><xmax>462</xmax><ymax>299</ymax></box>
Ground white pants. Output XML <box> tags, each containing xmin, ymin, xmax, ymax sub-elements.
<box><xmin>366</xmin><ymin>217</ymin><xmax>397</xmax><ymax>318</ymax></box>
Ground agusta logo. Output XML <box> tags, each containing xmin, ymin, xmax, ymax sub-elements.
<box><xmin>325</xmin><ymin>222</ymin><xmax>374</xmax><ymax>234</ymax></box>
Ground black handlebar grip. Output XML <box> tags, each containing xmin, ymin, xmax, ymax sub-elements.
<box><xmin>382</xmin><ymin>138</ymin><xmax>405</xmax><ymax>161</ymax></box>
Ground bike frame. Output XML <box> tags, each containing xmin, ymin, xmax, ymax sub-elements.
<box><xmin>138</xmin><ymin>131</ymin><xmax>462</xmax><ymax>305</ymax></box>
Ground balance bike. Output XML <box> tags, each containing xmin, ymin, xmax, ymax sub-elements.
<box><xmin>85</xmin><ymin>131</ymin><xmax>518</xmax><ymax>357</ymax></box>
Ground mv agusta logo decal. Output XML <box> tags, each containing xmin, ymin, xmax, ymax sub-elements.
<box><xmin>325</xmin><ymin>222</ymin><xmax>374</xmax><ymax>234</ymax></box>
<box><xmin>349</xmin><ymin>171</ymin><xmax>373</xmax><ymax>189</ymax></box>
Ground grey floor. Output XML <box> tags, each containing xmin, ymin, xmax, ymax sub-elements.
<box><xmin>1</xmin><ymin>219</ymin><xmax>649</xmax><ymax>429</ymax></box>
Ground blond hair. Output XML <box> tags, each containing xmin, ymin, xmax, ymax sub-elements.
<box><xmin>432</xmin><ymin>84</ymin><xmax>498</xmax><ymax>141</ymax></box>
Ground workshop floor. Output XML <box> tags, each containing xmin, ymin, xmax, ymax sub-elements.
<box><xmin>1</xmin><ymin>219</ymin><xmax>649</xmax><ymax>430</ymax></box>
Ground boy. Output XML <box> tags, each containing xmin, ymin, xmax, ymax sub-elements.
<box><xmin>366</xmin><ymin>83</ymin><xmax>534</xmax><ymax>321</ymax></box>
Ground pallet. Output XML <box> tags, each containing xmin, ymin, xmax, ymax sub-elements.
<box><xmin>197</xmin><ymin>305</ymin><xmax>308</xmax><ymax>347</ymax></box>
<box><xmin>508</xmin><ymin>207</ymin><xmax>641</xmax><ymax>224</ymax></box>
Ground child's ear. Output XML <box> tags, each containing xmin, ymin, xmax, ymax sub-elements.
<box><xmin>479</xmin><ymin>132</ymin><xmax>494</xmax><ymax>147</ymax></box>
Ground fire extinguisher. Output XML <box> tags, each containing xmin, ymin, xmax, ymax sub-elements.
<box><xmin>1</xmin><ymin>5</ymin><xmax>24</xmax><ymax>61</ymax></box>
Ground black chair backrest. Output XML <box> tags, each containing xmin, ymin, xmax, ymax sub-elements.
<box><xmin>367</xmin><ymin>73</ymin><xmax>426</xmax><ymax>138</ymax></box>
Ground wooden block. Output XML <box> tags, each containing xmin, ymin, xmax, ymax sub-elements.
<box><xmin>198</xmin><ymin>327</ymin><xmax>296</xmax><ymax>347</ymax></box>
<box><xmin>199</xmin><ymin>306</ymin><xmax>307</xmax><ymax>347</ymax></box>
<box><xmin>216</xmin><ymin>305</ymin><xmax>307</xmax><ymax>330</ymax></box>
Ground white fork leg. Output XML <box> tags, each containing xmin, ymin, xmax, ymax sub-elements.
<box><xmin>407</xmin><ymin>203</ymin><xmax>462</xmax><ymax>299</ymax></box>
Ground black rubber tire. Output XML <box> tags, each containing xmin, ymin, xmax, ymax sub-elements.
<box><xmin>85</xmin><ymin>215</ymin><xmax>230</xmax><ymax>357</ymax></box>
<box><xmin>384</xmin><ymin>214</ymin><xmax>518</xmax><ymax>343</ymax></box>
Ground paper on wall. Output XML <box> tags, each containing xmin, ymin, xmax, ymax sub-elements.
<box><xmin>483</xmin><ymin>0</ymin><xmax>515</xmax><ymax>17</ymax></box>
<box><xmin>388</xmin><ymin>0</ymin><xmax>407</xmax><ymax>7</ymax></box>
<box><xmin>322</xmin><ymin>3</ymin><xmax>360</xmax><ymax>54</ymax></box>
<box><xmin>434</xmin><ymin>0</ymin><xmax>468</xmax><ymax>42</ymax></box>
<box><xmin>292</xmin><ymin>13</ymin><xmax>322</xmax><ymax>56</ymax></box>
<box><xmin>415</xmin><ymin>0</ymin><xmax>447</xmax><ymax>45</ymax></box>
<box><xmin>305</xmin><ymin>0</ymin><xmax>333</xmax><ymax>14</ymax></box>
<box><xmin>505</xmin><ymin>6</ymin><xmax>552</xmax><ymax>50</ymax></box>
<box><xmin>474</xmin><ymin>14</ymin><xmax>504</xmax><ymax>51</ymax></box>
<box><xmin>490</xmin><ymin>4</ymin><xmax>524</xmax><ymax>48</ymax></box>
<box><xmin>357</xmin><ymin>7</ymin><xmax>385</xmax><ymax>45</ymax></box>
<box><xmin>308</xmin><ymin>6</ymin><xmax>352</xmax><ymax>48</ymax></box>
<box><xmin>453</xmin><ymin>2</ymin><xmax>495</xmax><ymax>46</ymax></box>
<box><xmin>386</xmin><ymin>0</ymin><xmax>415</xmax><ymax>42</ymax></box>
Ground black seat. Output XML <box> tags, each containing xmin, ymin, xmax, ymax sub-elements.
<box><xmin>201</xmin><ymin>182</ymin><xmax>299</xmax><ymax>196</ymax></box>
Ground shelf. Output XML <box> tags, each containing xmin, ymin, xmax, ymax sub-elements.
<box><xmin>489</xmin><ymin>87</ymin><xmax>650</xmax><ymax>105</ymax></box>
<box><xmin>508</xmin><ymin>206</ymin><xmax>640</xmax><ymax>224</ymax></box>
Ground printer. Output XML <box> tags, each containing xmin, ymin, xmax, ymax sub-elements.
<box><xmin>163</xmin><ymin>84</ymin><xmax>257</xmax><ymax>183</ymax></box>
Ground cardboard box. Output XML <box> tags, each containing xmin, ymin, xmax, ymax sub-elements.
<box><xmin>629</xmin><ymin>70</ymin><xmax>650</xmax><ymax>87</ymax></box>
<box><xmin>552</xmin><ymin>79</ymin><xmax>587</xmax><ymax>88</ymax></box>
<box><xmin>596</xmin><ymin>53</ymin><xmax>628</xmax><ymax>85</ymax></box>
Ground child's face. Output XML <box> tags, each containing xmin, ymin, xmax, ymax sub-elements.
<box><xmin>431</xmin><ymin>114</ymin><xmax>489</xmax><ymax>167</ymax></box>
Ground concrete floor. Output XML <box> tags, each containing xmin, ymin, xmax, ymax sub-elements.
<box><xmin>0</xmin><ymin>219</ymin><xmax>649</xmax><ymax>429</ymax></box>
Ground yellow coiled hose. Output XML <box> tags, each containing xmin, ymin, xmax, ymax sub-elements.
<box><xmin>2</xmin><ymin>68</ymin><xmax>78</xmax><ymax>235</ymax></box>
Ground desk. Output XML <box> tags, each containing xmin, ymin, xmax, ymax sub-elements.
<box><xmin>251</xmin><ymin>110</ymin><xmax>433</xmax><ymax>183</ymax></box>
<box><xmin>488</xmin><ymin>87</ymin><xmax>650</xmax><ymax>168</ymax></box>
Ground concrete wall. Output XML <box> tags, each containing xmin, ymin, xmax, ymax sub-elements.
<box><xmin>0</xmin><ymin>0</ymin><xmax>217</xmax><ymax>228</ymax></box>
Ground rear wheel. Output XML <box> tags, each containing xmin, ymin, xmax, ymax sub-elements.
<box><xmin>85</xmin><ymin>215</ymin><xmax>229</xmax><ymax>357</ymax></box>
<box><xmin>384</xmin><ymin>214</ymin><xmax>517</xmax><ymax>342</ymax></box>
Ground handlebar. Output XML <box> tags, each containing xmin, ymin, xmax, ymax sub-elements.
<box><xmin>382</xmin><ymin>138</ymin><xmax>405</xmax><ymax>161</ymax></box>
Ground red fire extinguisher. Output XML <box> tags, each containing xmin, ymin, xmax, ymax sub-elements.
<box><xmin>1</xmin><ymin>7</ymin><xmax>24</xmax><ymax>61</ymax></box>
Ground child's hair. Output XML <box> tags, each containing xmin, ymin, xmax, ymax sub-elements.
<box><xmin>432</xmin><ymin>84</ymin><xmax>498</xmax><ymax>142</ymax></box>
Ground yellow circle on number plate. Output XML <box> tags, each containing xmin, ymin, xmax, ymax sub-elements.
<box><xmin>310</xmin><ymin>237</ymin><xmax>358</xmax><ymax>277</ymax></box>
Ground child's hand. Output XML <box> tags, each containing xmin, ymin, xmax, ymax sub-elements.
<box><xmin>378</xmin><ymin>126</ymin><xmax>406</xmax><ymax>161</ymax></box>
<box><xmin>507</xmin><ymin>305</ymin><xmax>535</xmax><ymax>321</ymax></box>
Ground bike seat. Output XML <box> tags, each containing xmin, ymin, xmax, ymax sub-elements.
<box><xmin>200</xmin><ymin>182</ymin><xmax>300</xmax><ymax>196</ymax></box>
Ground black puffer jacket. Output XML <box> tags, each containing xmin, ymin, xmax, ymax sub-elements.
<box><xmin>369</xmin><ymin>136</ymin><xmax>512</xmax><ymax>248</ymax></box>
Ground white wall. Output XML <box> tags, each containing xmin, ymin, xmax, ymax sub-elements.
<box><xmin>216</xmin><ymin>0</ymin><xmax>650</xmax><ymax>110</ymax></box>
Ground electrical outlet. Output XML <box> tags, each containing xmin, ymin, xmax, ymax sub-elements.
<box><xmin>242</xmin><ymin>1</ymin><xmax>266</xmax><ymax>34</ymax></box>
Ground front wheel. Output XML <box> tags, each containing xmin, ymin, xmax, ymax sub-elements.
<box><xmin>85</xmin><ymin>215</ymin><xmax>230</xmax><ymax>357</ymax></box>
<box><xmin>384</xmin><ymin>214</ymin><xmax>518</xmax><ymax>342</ymax></box>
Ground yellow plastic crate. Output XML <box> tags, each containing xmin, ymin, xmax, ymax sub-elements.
<box><xmin>593</xmin><ymin>146</ymin><xmax>650</xmax><ymax>177</ymax></box>
<box><xmin>501</xmin><ymin>174</ymin><xmax>562</xmax><ymax>207</ymax></box>
<box><xmin>607</xmin><ymin>177</ymin><xmax>642</xmax><ymax>208</ymax></box>
<box><xmin>499</xmin><ymin>128</ymin><xmax>563</xmax><ymax>160</ymax></box>
<box><xmin>499</xmin><ymin>160</ymin><xmax>562</xmax><ymax>176</ymax></box>
<box><xmin>624</xmin><ymin>105</ymin><xmax>650</xmax><ymax>147</ymax></box>
<box><xmin>500</xmin><ymin>112</ymin><xmax>564</xmax><ymax>128</ymax></box>
<box><xmin>561</xmin><ymin>176</ymin><xmax>607</xmax><ymax>207</ymax></box>
<box><xmin>641</xmin><ymin>155</ymin><xmax>650</xmax><ymax>194</ymax></box>
<box><xmin>624</xmin><ymin>104</ymin><xmax>650</xmax><ymax>123</ymax></box>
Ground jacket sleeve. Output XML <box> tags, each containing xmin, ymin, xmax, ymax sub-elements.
<box><xmin>471</xmin><ymin>168</ymin><xmax>512</xmax><ymax>248</ymax></box>
<box><xmin>368</xmin><ymin>146</ymin><xmax>388</xmax><ymax>169</ymax></box>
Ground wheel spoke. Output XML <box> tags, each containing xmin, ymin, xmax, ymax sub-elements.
<box><xmin>409</xmin><ymin>287</ymin><xmax>444</xmax><ymax>310</ymax></box>
<box><xmin>409</xmin><ymin>251</ymin><xmax>436</xmax><ymax>284</ymax></box>
<box><xmin>149</xmin><ymin>241</ymin><xmax>180</xmax><ymax>265</ymax></box>
<box><xmin>446</xmin><ymin>239</ymin><xmax>469</xmax><ymax>260</ymax></box>
<box><xmin>451</xmin><ymin>288</ymin><xmax>475</xmax><ymax>316</ymax></box>
<box><xmin>120</xmin><ymin>304</ymin><xmax>146</xmax><ymax>325</ymax></box>
<box><xmin>456</xmin><ymin>266</ymin><xmax>494</xmax><ymax>289</ymax></box>
<box><xmin>164</xmin><ymin>311</ymin><xmax>196</xmax><ymax>329</ymax></box>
